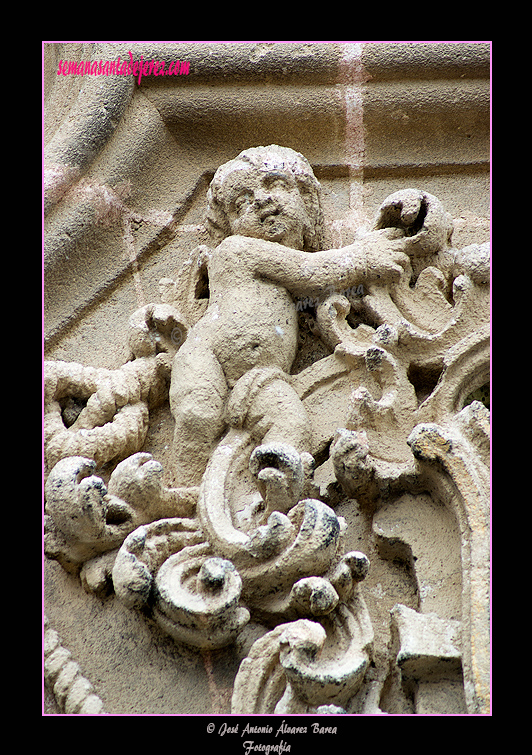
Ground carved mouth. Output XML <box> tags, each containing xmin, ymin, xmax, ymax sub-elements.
<box><xmin>260</xmin><ymin>212</ymin><xmax>286</xmax><ymax>237</ymax></box>
<box><xmin>259</xmin><ymin>207</ymin><xmax>281</xmax><ymax>223</ymax></box>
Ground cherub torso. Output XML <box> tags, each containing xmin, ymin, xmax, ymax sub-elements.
<box><xmin>189</xmin><ymin>236</ymin><xmax>299</xmax><ymax>386</ymax></box>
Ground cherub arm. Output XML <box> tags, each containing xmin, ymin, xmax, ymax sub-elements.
<box><xmin>219</xmin><ymin>230</ymin><xmax>409</xmax><ymax>298</ymax></box>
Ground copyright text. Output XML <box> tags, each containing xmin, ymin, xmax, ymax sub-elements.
<box><xmin>206</xmin><ymin>719</ymin><xmax>339</xmax><ymax>752</ymax></box>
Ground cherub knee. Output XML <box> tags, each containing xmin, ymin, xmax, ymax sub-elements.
<box><xmin>173</xmin><ymin>393</ymin><xmax>225</xmax><ymax>437</ymax></box>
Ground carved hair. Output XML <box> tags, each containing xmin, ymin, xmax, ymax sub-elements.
<box><xmin>205</xmin><ymin>145</ymin><xmax>324</xmax><ymax>251</ymax></box>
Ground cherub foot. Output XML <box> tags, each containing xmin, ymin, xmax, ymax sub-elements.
<box><xmin>248</xmin><ymin>443</ymin><xmax>306</xmax><ymax>515</ymax></box>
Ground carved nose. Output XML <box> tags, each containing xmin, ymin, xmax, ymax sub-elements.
<box><xmin>254</xmin><ymin>192</ymin><xmax>279</xmax><ymax>219</ymax></box>
<box><xmin>253</xmin><ymin>186</ymin><xmax>273</xmax><ymax>207</ymax></box>
<box><xmin>254</xmin><ymin>191</ymin><xmax>273</xmax><ymax>207</ymax></box>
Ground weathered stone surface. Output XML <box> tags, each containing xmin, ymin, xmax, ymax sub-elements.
<box><xmin>43</xmin><ymin>42</ymin><xmax>490</xmax><ymax>716</ymax></box>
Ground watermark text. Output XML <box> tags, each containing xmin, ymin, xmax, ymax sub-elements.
<box><xmin>56</xmin><ymin>51</ymin><xmax>190</xmax><ymax>85</ymax></box>
<box><xmin>205</xmin><ymin>718</ymin><xmax>340</xmax><ymax>753</ymax></box>
<box><xmin>295</xmin><ymin>283</ymin><xmax>365</xmax><ymax>312</ymax></box>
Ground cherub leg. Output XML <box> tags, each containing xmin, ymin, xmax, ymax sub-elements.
<box><xmin>245</xmin><ymin>377</ymin><xmax>312</xmax><ymax>455</ymax></box>
<box><xmin>228</xmin><ymin>371</ymin><xmax>314</xmax><ymax>514</ymax></box>
<box><xmin>169</xmin><ymin>340</ymin><xmax>229</xmax><ymax>486</ymax></box>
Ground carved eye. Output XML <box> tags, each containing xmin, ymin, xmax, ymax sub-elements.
<box><xmin>264</xmin><ymin>175</ymin><xmax>290</xmax><ymax>192</ymax></box>
<box><xmin>234</xmin><ymin>192</ymin><xmax>253</xmax><ymax>213</ymax></box>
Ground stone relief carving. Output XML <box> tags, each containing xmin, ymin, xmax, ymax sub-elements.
<box><xmin>43</xmin><ymin>144</ymin><xmax>490</xmax><ymax>715</ymax></box>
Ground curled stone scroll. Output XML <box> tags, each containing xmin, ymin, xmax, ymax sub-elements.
<box><xmin>44</xmin><ymin>143</ymin><xmax>490</xmax><ymax>715</ymax></box>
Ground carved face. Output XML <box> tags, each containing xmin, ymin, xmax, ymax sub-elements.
<box><xmin>220</xmin><ymin>166</ymin><xmax>313</xmax><ymax>250</ymax></box>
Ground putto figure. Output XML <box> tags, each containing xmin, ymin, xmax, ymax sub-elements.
<box><xmin>167</xmin><ymin>145</ymin><xmax>452</xmax><ymax>486</ymax></box>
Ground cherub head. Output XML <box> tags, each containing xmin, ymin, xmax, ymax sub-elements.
<box><xmin>205</xmin><ymin>145</ymin><xmax>323</xmax><ymax>251</ymax></box>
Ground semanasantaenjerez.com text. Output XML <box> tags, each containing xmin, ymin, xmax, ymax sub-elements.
<box><xmin>56</xmin><ymin>51</ymin><xmax>190</xmax><ymax>85</ymax></box>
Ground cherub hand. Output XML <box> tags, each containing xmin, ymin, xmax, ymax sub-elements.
<box><xmin>360</xmin><ymin>228</ymin><xmax>411</xmax><ymax>284</ymax></box>
<box><xmin>373</xmin><ymin>189</ymin><xmax>453</xmax><ymax>257</ymax></box>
